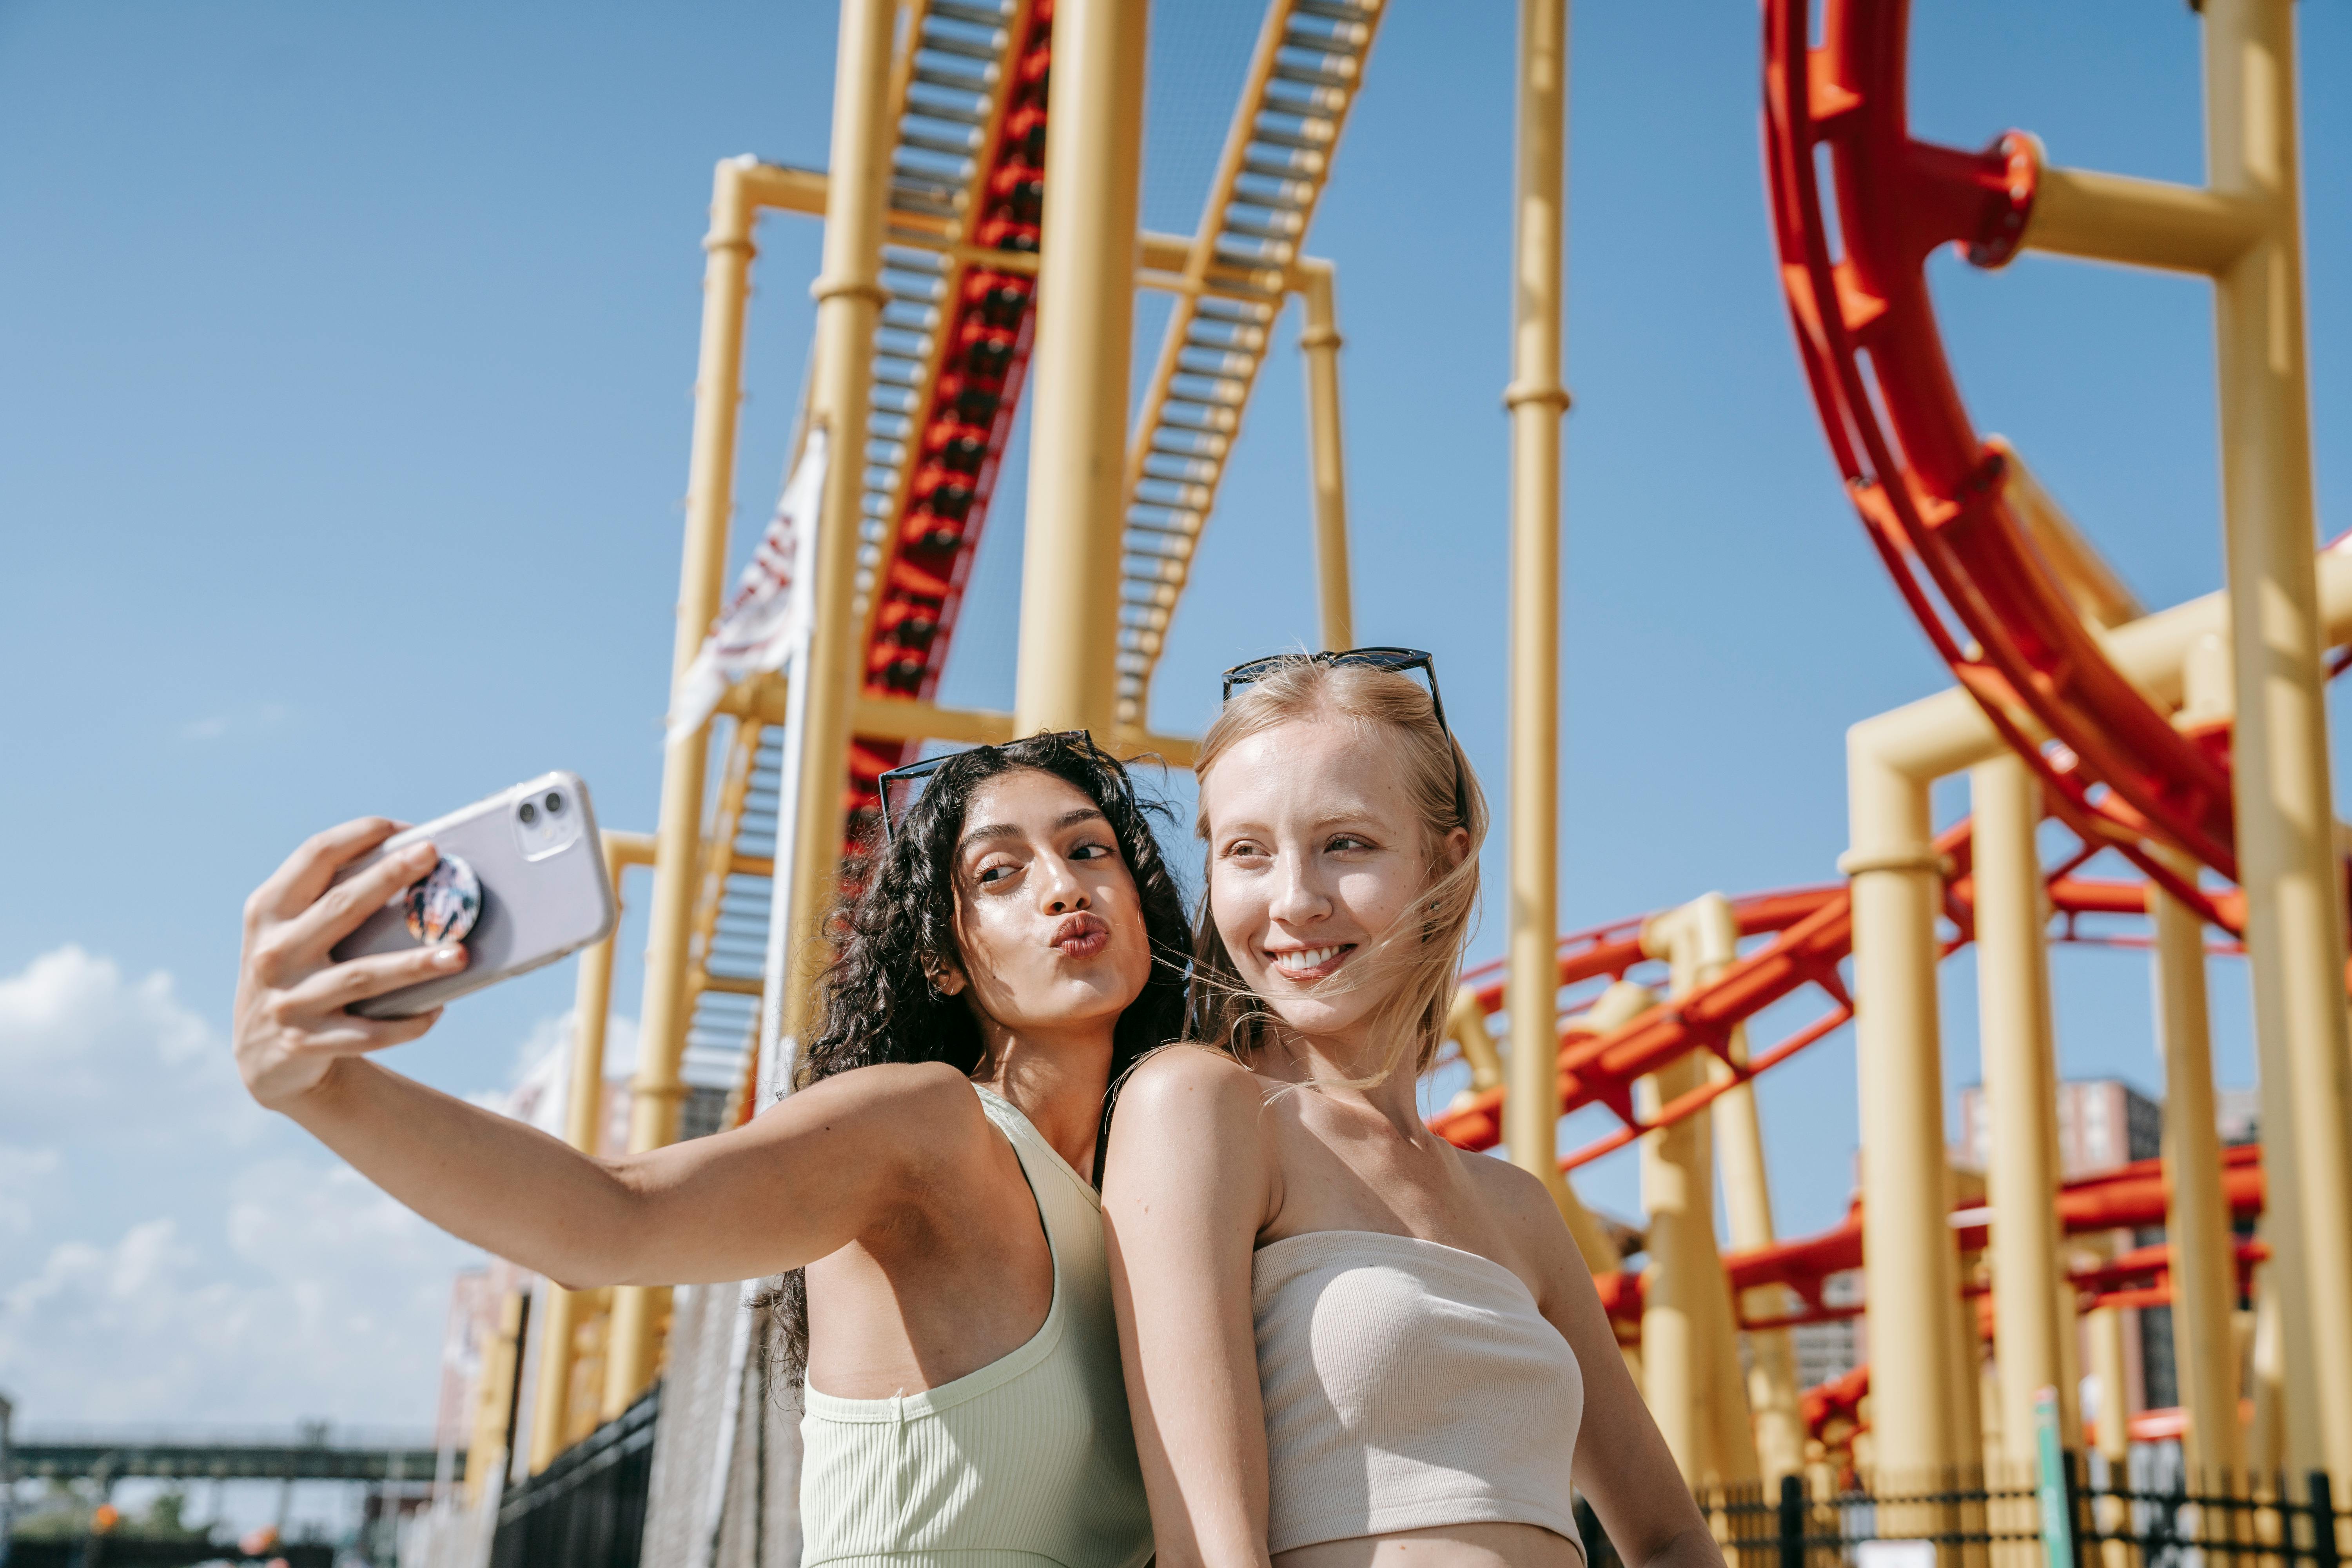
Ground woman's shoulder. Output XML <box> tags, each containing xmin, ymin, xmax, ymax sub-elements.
<box><xmin>1114</xmin><ymin>1044</ymin><xmax>1267</xmax><ymax>1129</ymax></box>
<box><xmin>782</xmin><ymin>1060</ymin><xmax>990</xmax><ymax>1147</ymax></box>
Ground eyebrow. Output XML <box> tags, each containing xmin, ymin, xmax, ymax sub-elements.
<box><xmin>956</xmin><ymin>806</ymin><xmax>1108</xmax><ymax>856</ymax></box>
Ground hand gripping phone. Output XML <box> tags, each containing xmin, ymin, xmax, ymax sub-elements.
<box><xmin>329</xmin><ymin>771</ymin><xmax>618</xmax><ymax>1019</ymax></box>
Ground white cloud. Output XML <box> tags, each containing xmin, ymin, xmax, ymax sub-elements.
<box><xmin>0</xmin><ymin>945</ymin><xmax>260</xmax><ymax>1140</ymax></box>
<box><xmin>0</xmin><ymin>946</ymin><xmax>477</xmax><ymax>1426</ymax></box>
<box><xmin>178</xmin><ymin>701</ymin><xmax>290</xmax><ymax>742</ymax></box>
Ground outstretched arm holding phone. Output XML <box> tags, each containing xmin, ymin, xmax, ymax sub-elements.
<box><xmin>234</xmin><ymin>816</ymin><xmax>999</xmax><ymax>1292</ymax></box>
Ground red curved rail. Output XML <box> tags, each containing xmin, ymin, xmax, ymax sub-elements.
<box><xmin>1590</xmin><ymin>1142</ymin><xmax>2267</xmax><ymax>1344</ymax></box>
<box><xmin>1428</xmin><ymin>815</ymin><xmax>2186</xmax><ymax>1171</ymax></box>
<box><xmin>1760</xmin><ymin>0</ymin><xmax>2235</xmax><ymax>908</ymax></box>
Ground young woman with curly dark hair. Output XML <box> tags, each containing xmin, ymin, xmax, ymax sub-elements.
<box><xmin>230</xmin><ymin>731</ymin><xmax>1187</xmax><ymax>1568</ymax></box>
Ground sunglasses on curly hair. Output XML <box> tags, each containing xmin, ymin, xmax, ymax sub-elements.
<box><xmin>1219</xmin><ymin>647</ymin><xmax>1467</xmax><ymax>823</ymax></box>
<box><xmin>874</xmin><ymin>729</ymin><xmax>1109</xmax><ymax>843</ymax></box>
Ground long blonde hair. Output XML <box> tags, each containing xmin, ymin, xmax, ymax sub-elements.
<box><xmin>1186</xmin><ymin>656</ymin><xmax>1488</xmax><ymax>1085</ymax></box>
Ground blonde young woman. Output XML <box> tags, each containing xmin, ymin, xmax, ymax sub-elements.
<box><xmin>1104</xmin><ymin>651</ymin><xmax>1722</xmax><ymax>1568</ymax></box>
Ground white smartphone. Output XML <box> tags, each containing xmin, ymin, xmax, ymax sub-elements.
<box><xmin>329</xmin><ymin>771</ymin><xmax>618</xmax><ymax>1019</ymax></box>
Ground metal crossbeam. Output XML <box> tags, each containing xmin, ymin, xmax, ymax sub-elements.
<box><xmin>10</xmin><ymin>1441</ymin><xmax>452</xmax><ymax>1484</ymax></box>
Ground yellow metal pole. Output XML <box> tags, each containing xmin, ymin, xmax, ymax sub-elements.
<box><xmin>774</xmin><ymin>0</ymin><xmax>897</xmax><ymax>1056</ymax></box>
<box><xmin>1295</xmin><ymin>260</ymin><xmax>1354</xmax><ymax>652</ymax></box>
<box><xmin>1842</xmin><ymin>740</ymin><xmax>1963</xmax><ymax>1493</ymax></box>
<box><xmin>2203</xmin><ymin>0</ymin><xmax>2352</xmax><ymax>1486</ymax></box>
<box><xmin>1503</xmin><ymin>0</ymin><xmax>1573</xmax><ymax>1219</ymax></box>
<box><xmin>528</xmin><ymin>833</ymin><xmax>653</xmax><ymax>1473</ymax></box>
<box><xmin>2086</xmin><ymin>1281</ymin><xmax>2135</xmax><ymax>1568</ymax></box>
<box><xmin>1641</xmin><ymin>903</ymin><xmax>1757</xmax><ymax>1488</ymax></box>
<box><xmin>1970</xmin><ymin>754</ymin><xmax>2079</xmax><ymax>1466</ymax></box>
<box><xmin>602</xmin><ymin>155</ymin><xmax>764</xmax><ymax>1417</ymax></box>
<box><xmin>1637</xmin><ymin>1048</ymin><xmax>1720</xmax><ymax>1485</ymax></box>
<box><xmin>1013</xmin><ymin>0</ymin><xmax>1147</xmax><ymax>737</ymax></box>
<box><xmin>465</xmin><ymin>1289</ymin><xmax>527</xmax><ymax>1507</ymax></box>
<box><xmin>1690</xmin><ymin>894</ymin><xmax>1801</xmax><ymax>1485</ymax></box>
<box><xmin>2151</xmin><ymin>844</ymin><xmax>2247</xmax><ymax>1483</ymax></box>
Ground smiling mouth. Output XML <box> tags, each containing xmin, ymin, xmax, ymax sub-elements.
<box><xmin>1052</xmin><ymin>913</ymin><xmax>1111</xmax><ymax>959</ymax></box>
<box><xmin>1267</xmin><ymin>943</ymin><xmax>1355</xmax><ymax>980</ymax></box>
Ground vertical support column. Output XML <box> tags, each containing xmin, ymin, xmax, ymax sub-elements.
<box><xmin>775</xmin><ymin>0</ymin><xmax>897</xmax><ymax>1055</ymax></box>
<box><xmin>466</xmin><ymin>1290</ymin><xmax>528</xmax><ymax>1507</ymax></box>
<box><xmin>1695</xmin><ymin>895</ymin><xmax>1804</xmax><ymax>1484</ymax></box>
<box><xmin>1015</xmin><ymin>0</ymin><xmax>1147</xmax><ymax>737</ymax></box>
<box><xmin>2151</xmin><ymin>844</ymin><xmax>2247</xmax><ymax>1482</ymax></box>
<box><xmin>1639</xmin><ymin>1049</ymin><xmax>1720</xmax><ymax>1484</ymax></box>
<box><xmin>604</xmin><ymin>156</ymin><xmax>764</xmax><ymax>1418</ymax></box>
<box><xmin>1971</xmin><ymin>754</ymin><xmax>2079</xmax><ymax>1468</ymax></box>
<box><xmin>1502</xmin><ymin>0</ymin><xmax>1574</xmax><ymax>1212</ymax></box>
<box><xmin>2204</xmin><ymin>0</ymin><xmax>2351</xmax><ymax>1486</ymax></box>
<box><xmin>1843</xmin><ymin>737</ymin><xmax>1963</xmax><ymax>1492</ymax></box>
<box><xmin>529</xmin><ymin>835</ymin><xmax>635</xmax><ymax>1473</ymax></box>
<box><xmin>1642</xmin><ymin>903</ymin><xmax>1759</xmax><ymax>1487</ymax></box>
<box><xmin>1296</xmin><ymin>260</ymin><xmax>1355</xmax><ymax>652</ymax></box>
<box><xmin>2085</xmin><ymin>1279</ymin><xmax>2136</xmax><ymax>1568</ymax></box>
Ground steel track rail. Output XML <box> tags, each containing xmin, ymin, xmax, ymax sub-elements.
<box><xmin>1113</xmin><ymin>0</ymin><xmax>1385</xmax><ymax>726</ymax></box>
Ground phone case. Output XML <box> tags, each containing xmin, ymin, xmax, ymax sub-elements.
<box><xmin>329</xmin><ymin>771</ymin><xmax>618</xmax><ymax>1019</ymax></box>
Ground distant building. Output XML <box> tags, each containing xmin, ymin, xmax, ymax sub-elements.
<box><xmin>1956</xmin><ymin>1078</ymin><xmax>2163</xmax><ymax>1178</ymax></box>
<box><xmin>1951</xmin><ymin>1076</ymin><xmax>2252</xmax><ymax>1425</ymax></box>
<box><xmin>1792</xmin><ymin>1271</ymin><xmax>1864</xmax><ymax>1390</ymax></box>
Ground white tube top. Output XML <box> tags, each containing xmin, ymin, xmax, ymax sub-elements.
<box><xmin>1250</xmin><ymin>1229</ymin><xmax>1586</xmax><ymax>1557</ymax></box>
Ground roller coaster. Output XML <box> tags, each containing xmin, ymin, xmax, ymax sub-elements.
<box><xmin>426</xmin><ymin>0</ymin><xmax>2345</xmax><ymax>1557</ymax></box>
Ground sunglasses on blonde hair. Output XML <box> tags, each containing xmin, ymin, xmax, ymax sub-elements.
<box><xmin>1218</xmin><ymin>647</ymin><xmax>1467</xmax><ymax>824</ymax></box>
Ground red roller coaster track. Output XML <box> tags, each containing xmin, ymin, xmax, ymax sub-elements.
<box><xmin>1759</xmin><ymin>0</ymin><xmax>2240</xmax><ymax>913</ymax></box>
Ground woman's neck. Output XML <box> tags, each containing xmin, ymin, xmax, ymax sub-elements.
<box><xmin>1261</xmin><ymin>1028</ymin><xmax>1429</xmax><ymax>1139</ymax></box>
<box><xmin>971</xmin><ymin>1025</ymin><xmax>1116</xmax><ymax>1176</ymax></box>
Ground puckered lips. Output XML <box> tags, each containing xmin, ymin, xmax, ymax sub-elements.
<box><xmin>1050</xmin><ymin>910</ymin><xmax>1112</xmax><ymax>960</ymax></box>
<box><xmin>1265</xmin><ymin>940</ymin><xmax>1356</xmax><ymax>982</ymax></box>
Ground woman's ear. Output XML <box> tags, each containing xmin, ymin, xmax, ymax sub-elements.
<box><xmin>1441</xmin><ymin>825</ymin><xmax>1472</xmax><ymax>869</ymax></box>
<box><xmin>927</xmin><ymin>957</ymin><xmax>969</xmax><ymax>998</ymax></box>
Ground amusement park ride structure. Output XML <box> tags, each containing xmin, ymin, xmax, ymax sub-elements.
<box><xmin>475</xmin><ymin>0</ymin><xmax>2342</xmax><ymax>1528</ymax></box>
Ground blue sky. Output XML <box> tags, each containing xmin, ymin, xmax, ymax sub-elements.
<box><xmin>0</xmin><ymin>0</ymin><xmax>2346</xmax><ymax>1437</ymax></box>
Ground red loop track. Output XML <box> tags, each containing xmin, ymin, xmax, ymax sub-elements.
<box><xmin>1760</xmin><ymin>0</ymin><xmax>2238</xmax><ymax>907</ymax></box>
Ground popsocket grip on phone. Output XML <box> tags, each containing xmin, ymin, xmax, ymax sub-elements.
<box><xmin>406</xmin><ymin>853</ymin><xmax>482</xmax><ymax>945</ymax></box>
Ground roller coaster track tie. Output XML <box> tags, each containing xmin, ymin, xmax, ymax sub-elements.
<box><xmin>928</xmin><ymin>0</ymin><xmax>1010</xmax><ymax>24</ymax></box>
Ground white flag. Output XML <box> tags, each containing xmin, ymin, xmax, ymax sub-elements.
<box><xmin>666</xmin><ymin>428</ymin><xmax>829</xmax><ymax>748</ymax></box>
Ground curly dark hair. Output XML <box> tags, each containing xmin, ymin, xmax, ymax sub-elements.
<box><xmin>766</xmin><ymin>730</ymin><xmax>1191</xmax><ymax>1385</ymax></box>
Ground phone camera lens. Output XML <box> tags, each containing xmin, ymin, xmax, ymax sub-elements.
<box><xmin>545</xmin><ymin>792</ymin><xmax>564</xmax><ymax>814</ymax></box>
<box><xmin>519</xmin><ymin>801</ymin><xmax>539</xmax><ymax>825</ymax></box>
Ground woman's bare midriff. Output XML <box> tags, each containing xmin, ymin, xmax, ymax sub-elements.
<box><xmin>1277</xmin><ymin>1522</ymin><xmax>1585</xmax><ymax>1568</ymax></box>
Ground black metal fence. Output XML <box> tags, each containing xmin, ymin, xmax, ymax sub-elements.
<box><xmin>2</xmin><ymin>1543</ymin><xmax>332</xmax><ymax>1568</ymax></box>
<box><xmin>487</xmin><ymin>1389</ymin><xmax>659</xmax><ymax>1568</ymax></box>
<box><xmin>1693</xmin><ymin>1464</ymin><xmax>2352</xmax><ymax>1568</ymax></box>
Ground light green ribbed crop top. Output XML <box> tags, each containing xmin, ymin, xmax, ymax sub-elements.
<box><xmin>798</xmin><ymin>1084</ymin><xmax>1154</xmax><ymax>1568</ymax></box>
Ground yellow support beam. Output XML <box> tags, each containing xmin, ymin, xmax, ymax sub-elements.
<box><xmin>528</xmin><ymin>832</ymin><xmax>654</xmax><ymax>1474</ymax></box>
<box><xmin>1503</xmin><ymin>0</ymin><xmax>1574</xmax><ymax>1216</ymax></box>
<box><xmin>2021</xmin><ymin>151</ymin><xmax>2266</xmax><ymax>278</ymax></box>
<box><xmin>1294</xmin><ymin>259</ymin><xmax>1355</xmax><ymax>652</ymax></box>
<box><xmin>1971</xmin><ymin>753</ymin><xmax>2078</xmax><ymax>1466</ymax></box>
<box><xmin>1013</xmin><ymin>0</ymin><xmax>1147</xmax><ymax>738</ymax></box>
<box><xmin>2204</xmin><ymin>0</ymin><xmax>2350</xmax><ymax>1486</ymax></box>
<box><xmin>602</xmin><ymin>151</ymin><xmax>768</xmax><ymax>1417</ymax></box>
